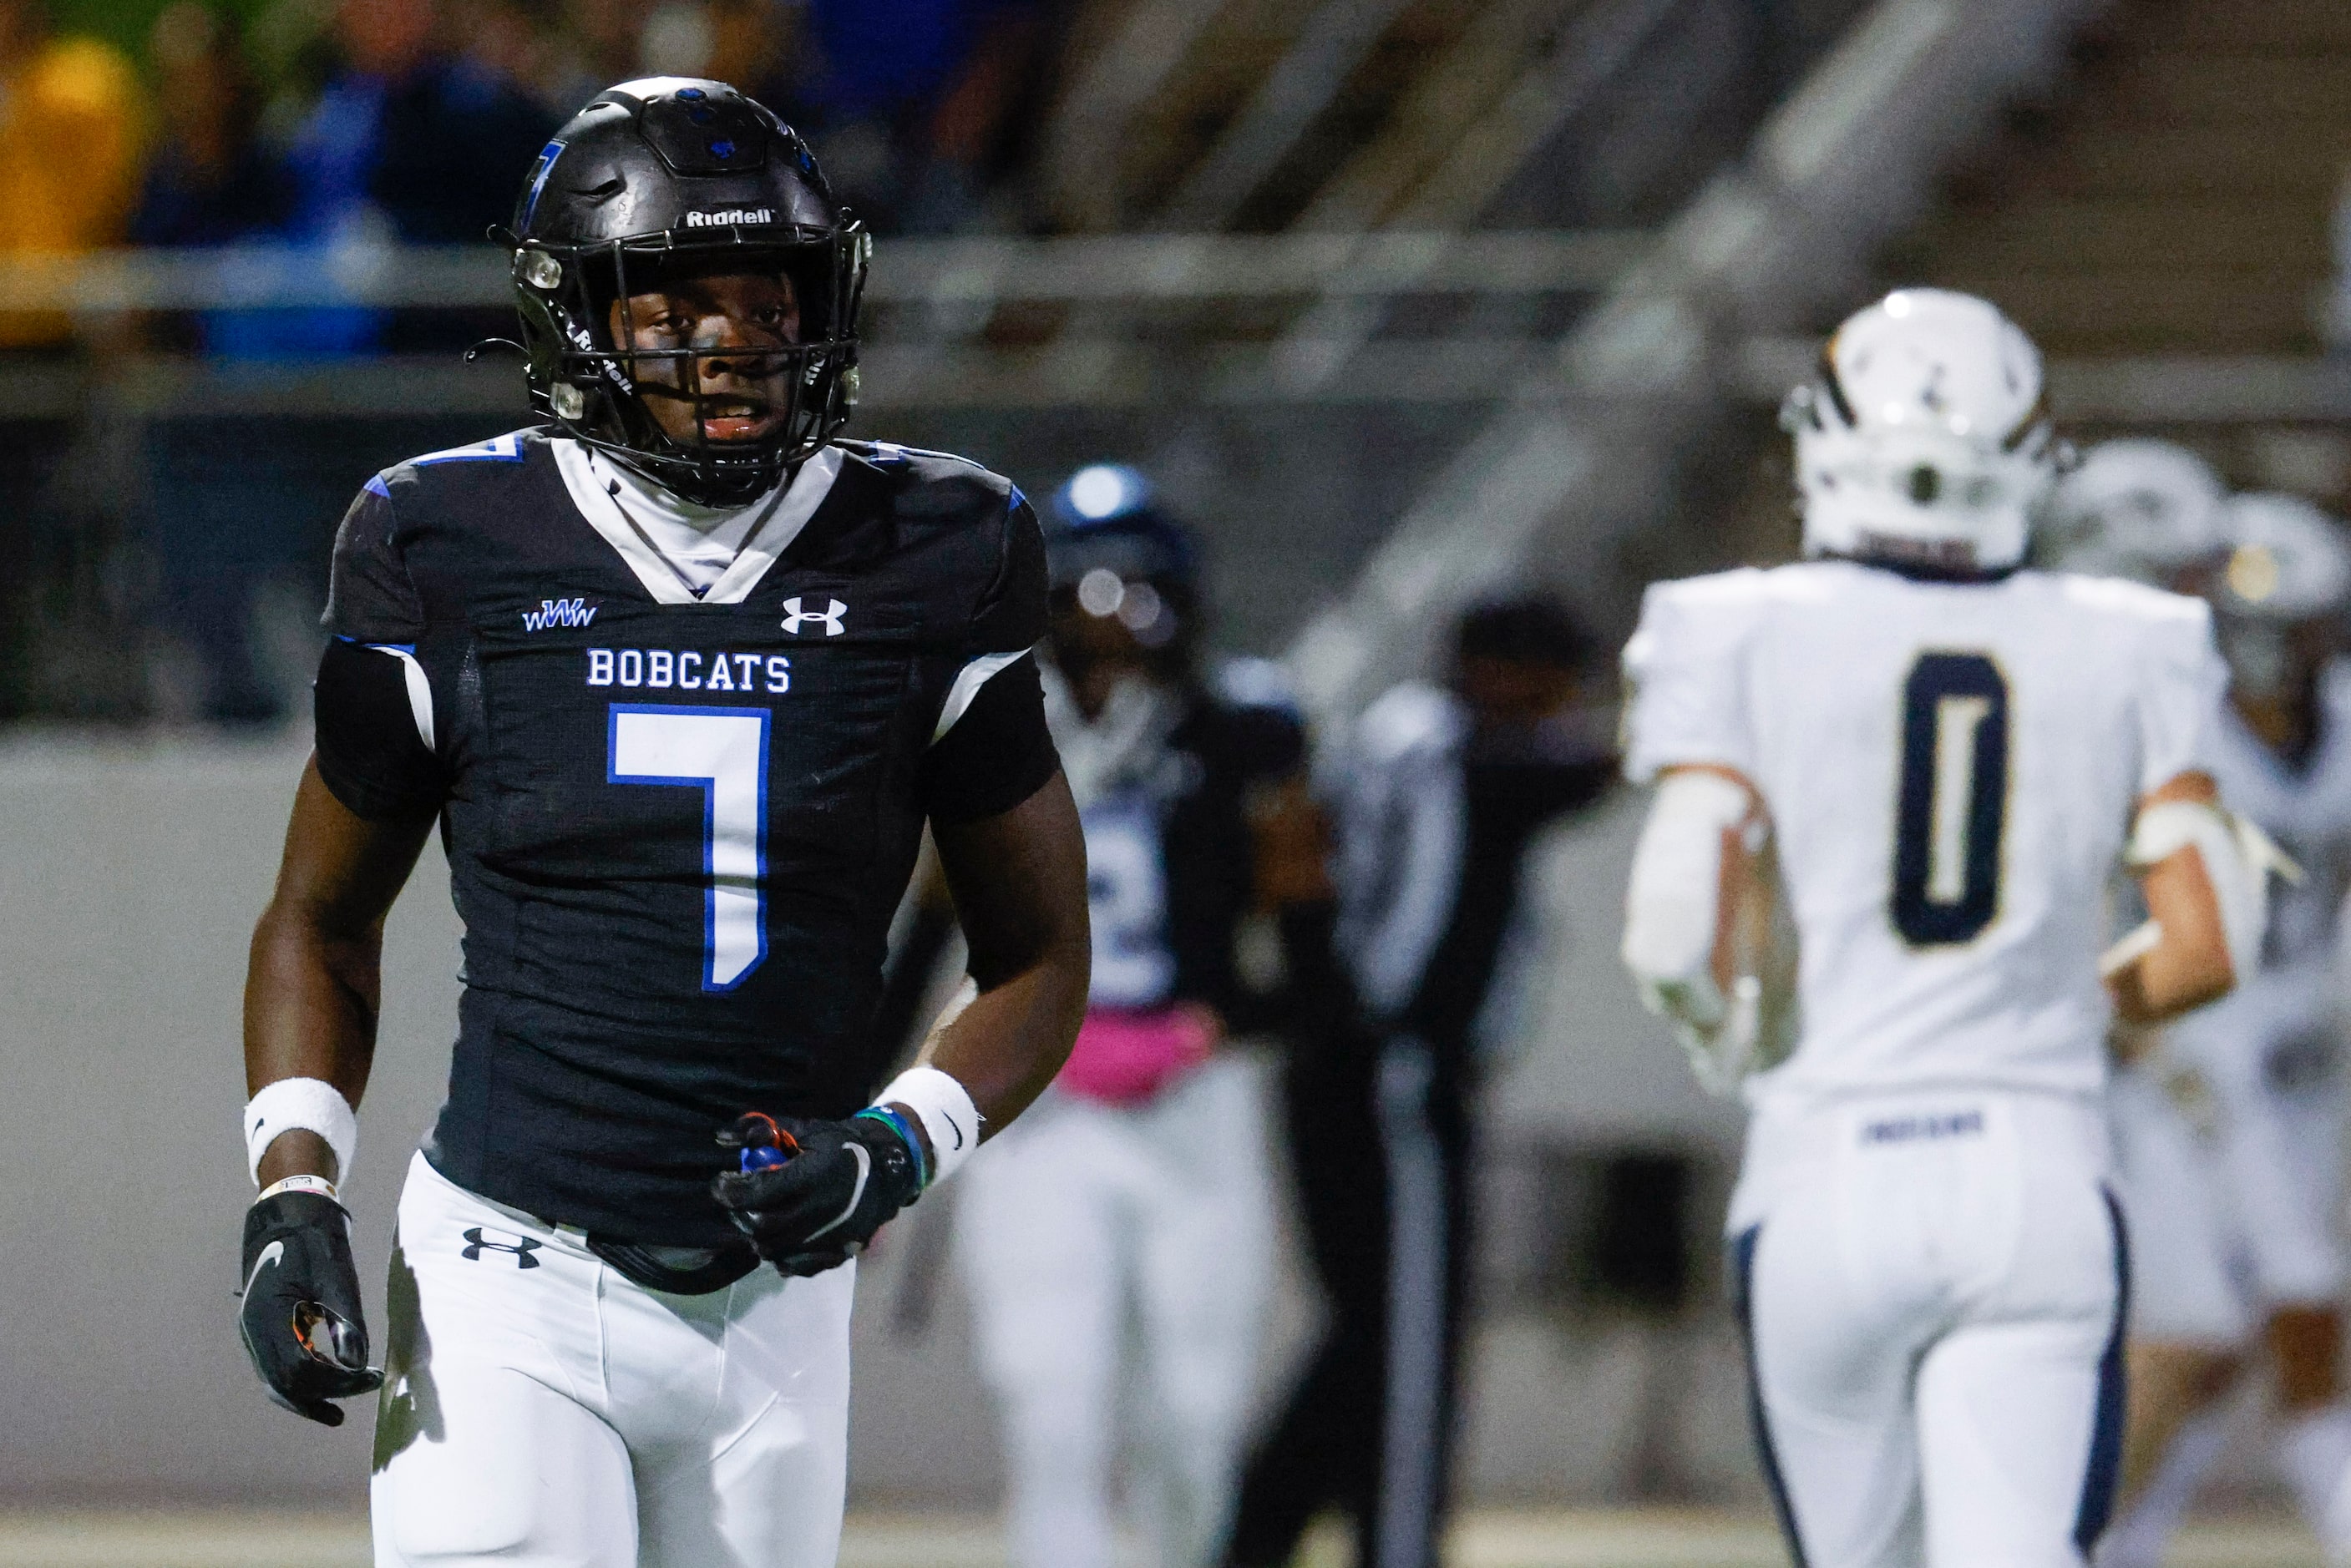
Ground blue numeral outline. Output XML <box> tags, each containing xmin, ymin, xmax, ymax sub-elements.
<box><xmin>607</xmin><ymin>702</ymin><xmax>772</xmax><ymax>991</ymax></box>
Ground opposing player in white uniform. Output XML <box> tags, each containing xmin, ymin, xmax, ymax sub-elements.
<box><xmin>1620</xmin><ymin>290</ymin><xmax>2263</xmax><ymax>1567</ymax></box>
<box><xmin>2039</xmin><ymin>438</ymin><xmax>2232</xmax><ymax>594</ymax></box>
<box><xmin>2097</xmin><ymin>494</ymin><xmax>2351</xmax><ymax>1568</ymax></box>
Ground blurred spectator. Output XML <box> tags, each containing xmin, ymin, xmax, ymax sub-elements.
<box><xmin>1225</xmin><ymin>595</ymin><xmax>1617</xmax><ymax>1568</ymax></box>
<box><xmin>236</xmin><ymin>0</ymin><xmax>552</xmax><ymax>354</ymax></box>
<box><xmin>447</xmin><ymin>0</ymin><xmax>562</xmax><ymax>115</ymax></box>
<box><xmin>292</xmin><ymin>0</ymin><xmax>552</xmax><ymax>246</ymax></box>
<box><xmin>131</xmin><ymin>4</ymin><xmax>294</xmax><ymax>250</ymax></box>
<box><xmin>0</xmin><ymin>0</ymin><xmax>148</xmax><ymax>347</ymax></box>
<box><xmin>798</xmin><ymin>0</ymin><xmax>1040</xmax><ymax>233</ymax></box>
<box><xmin>537</xmin><ymin>0</ymin><xmax>644</xmax><ymax>119</ymax></box>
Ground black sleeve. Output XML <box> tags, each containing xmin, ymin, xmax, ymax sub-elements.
<box><xmin>320</xmin><ymin>480</ymin><xmax>425</xmax><ymax>642</ymax></box>
<box><xmin>965</xmin><ymin>488</ymin><xmax>1048</xmax><ymax>656</ymax></box>
<box><xmin>313</xmin><ymin>638</ymin><xmax>448</xmax><ymax>822</ymax></box>
<box><xmin>919</xmin><ymin>654</ymin><xmax>1060</xmax><ymax>826</ymax></box>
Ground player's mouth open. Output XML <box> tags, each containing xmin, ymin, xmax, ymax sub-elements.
<box><xmin>699</xmin><ymin>401</ymin><xmax>778</xmax><ymax>441</ymax></box>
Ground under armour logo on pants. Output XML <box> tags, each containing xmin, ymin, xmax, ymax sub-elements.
<box><xmin>461</xmin><ymin>1227</ymin><xmax>544</xmax><ymax>1267</ymax></box>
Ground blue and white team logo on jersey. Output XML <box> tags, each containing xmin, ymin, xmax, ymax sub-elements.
<box><xmin>1082</xmin><ymin>790</ymin><xmax>1173</xmax><ymax>1009</ymax></box>
<box><xmin>522</xmin><ymin>597</ymin><xmax>599</xmax><ymax>632</ymax></box>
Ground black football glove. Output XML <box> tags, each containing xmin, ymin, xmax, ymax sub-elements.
<box><xmin>711</xmin><ymin>1112</ymin><xmax>923</xmax><ymax>1277</ymax></box>
<box><xmin>237</xmin><ymin>1189</ymin><xmax>383</xmax><ymax>1426</ymax></box>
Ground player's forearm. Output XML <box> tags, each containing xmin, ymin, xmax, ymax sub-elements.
<box><xmin>2108</xmin><ymin>860</ymin><xmax>2234</xmax><ymax>1024</ymax></box>
<box><xmin>2110</xmin><ymin>773</ymin><xmax>2247</xmax><ymax>1024</ymax></box>
<box><xmin>241</xmin><ymin>762</ymin><xmax>430</xmax><ymax>1184</ymax></box>
<box><xmin>928</xmin><ymin>773</ymin><xmax>1092</xmax><ymax>1138</ymax></box>
<box><xmin>244</xmin><ymin>907</ymin><xmax>386</xmax><ymax>1181</ymax></box>
<box><xmin>919</xmin><ymin>948</ymin><xmax>1088</xmax><ymax>1136</ymax></box>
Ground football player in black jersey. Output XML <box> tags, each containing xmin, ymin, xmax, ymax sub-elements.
<box><xmin>234</xmin><ymin>80</ymin><xmax>1088</xmax><ymax>1566</ymax></box>
<box><xmin>953</xmin><ymin>465</ymin><xmax>1330</xmax><ymax>1568</ymax></box>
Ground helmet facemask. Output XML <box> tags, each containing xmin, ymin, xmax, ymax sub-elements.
<box><xmin>515</xmin><ymin>225</ymin><xmax>869</xmax><ymax>507</ymax></box>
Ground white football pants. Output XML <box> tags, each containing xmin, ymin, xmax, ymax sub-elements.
<box><xmin>2106</xmin><ymin>1063</ymin><xmax>2250</xmax><ymax>1343</ymax></box>
<box><xmin>371</xmin><ymin>1152</ymin><xmax>855</xmax><ymax>1568</ymax></box>
<box><xmin>955</xmin><ymin>1055</ymin><xmax>1274</xmax><ymax>1568</ymax></box>
<box><xmin>2120</xmin><ymin>970</ymin><xmax>2349</xmax><ymax>1336</ymax></box>
<box><xmin>1730</xmin><ymin>1090</ymin><xmax>2127</xmax><ymax>1568</ymax></box>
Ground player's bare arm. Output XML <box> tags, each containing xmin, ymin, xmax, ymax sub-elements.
<box><xmin>712</xmin><ymin>770</ymin><xmax>1089</xmax><ymax>1277</ymax></box>
<box><xmin>236</xmin><ymin>758</ymin><xmax>430</xmax><ymax>1425</ymax></box>
<box><xmin>2109</xmin><ymin>769</ymin><xmax>2262</xmax><ymax>1026</ymax></box>
<box><xmin>920</xmin><ymin>771</ymin><xmax>1091</xmax><ymax>1135</ymax></box>
<box><xmin>246</xmin><ymin>759</ymin><xmax>432</xmax><ymax>1186</ymax></box>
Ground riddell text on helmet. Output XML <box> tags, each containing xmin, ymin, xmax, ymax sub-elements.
<box><xmin>684</xmin><ymin>209</ymin><xmax>776</xmax><ymax>227</ymax></box>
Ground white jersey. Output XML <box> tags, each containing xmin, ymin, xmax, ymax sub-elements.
<box><xmin>2201</xmin><ymin>660</ymin><xmax>2351</xmax><ymax>980</ymax></box>
<box><xmin>1624</xmin><ymin>560</ymin><xmax>2226</xmax><ymax>1105</ymax></box>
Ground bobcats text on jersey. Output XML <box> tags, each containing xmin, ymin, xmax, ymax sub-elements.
<box><xmin>585</xmin><ymin>647</ymin><xmax>794</xmax><ymax>692</ymax></box>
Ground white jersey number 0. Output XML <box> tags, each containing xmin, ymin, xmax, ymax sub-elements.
<box><xmin>1892</xmin><ymin>652</ymin><xmax>2009</xmax><ymax>945</ymax></box>
<box><xmin>609</xmin><ymin>704</ymin><xmax>772</xmax><ymax>991</ymax></box>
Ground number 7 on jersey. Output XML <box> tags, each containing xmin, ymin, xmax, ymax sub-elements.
<box><xmin>609</xmin><ymin>705</ymin><xmax>771</xmax><ymax>990</ymax></box>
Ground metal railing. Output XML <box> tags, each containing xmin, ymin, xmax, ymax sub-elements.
<box><xmin>0</xmin><ymin>229</ymin><xmax>1649</xmax><ymax>316</ymax></box>
<box><xmin>1284</xmin><ymin>0</ymin><xmax>2117</xmax><ymax>720</ymax></box>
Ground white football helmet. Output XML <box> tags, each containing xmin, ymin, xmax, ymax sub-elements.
<box><xmin>2211</xmin><ymin>493</ymin><xmax>2351</xmax><ymax>700</ymax></box>
<box><xmin>1783</xmin><ymin>289</ymin><xmax>2062</xmax><ymax>574</ymax></box>
<box><xmin>2044</xmin><ymin>439</ymin><xmax>2229</xmax><ymax>587</ymax></box>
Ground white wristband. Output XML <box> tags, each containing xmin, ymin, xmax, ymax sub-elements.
<box><xmin>874</xmin><ymin>1066</ymin><xmax>983</xmax><ymax>1185</ymax></box>
<box><xmin>243</xmin><ymin>1077</ymin><xmax>359</xmax><ymax>1188</ymax></box>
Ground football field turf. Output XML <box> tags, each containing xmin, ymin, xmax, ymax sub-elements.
<box><xmin>0</xmin><ymin>1510</ymin><xmax>2318</xmax><ymax>1566</ymax></box>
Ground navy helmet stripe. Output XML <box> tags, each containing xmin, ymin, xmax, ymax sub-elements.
<box><xmin>2073</xmin><ymin>1188</ymin><xmax>2131</xmax><ymax>1554</ymax></box>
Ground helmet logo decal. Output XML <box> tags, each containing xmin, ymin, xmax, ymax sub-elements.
<box><xmin>520</xmin><ymin>140</ymin><xmax>565</xmax><ymax>227</ymax></box>
<box><xmin>684</xmin><ymin>208</ymin><xmax>776</xmax><ymax>227</ymax></box>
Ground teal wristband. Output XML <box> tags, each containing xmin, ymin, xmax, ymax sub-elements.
<box><xmin>855</xmin><ymin>1105</ymin><xmax>930</xmax><ymax>1190</ymax></box>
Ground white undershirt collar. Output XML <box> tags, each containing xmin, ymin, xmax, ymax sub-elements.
<box><xmin>550</xmin><ymin>438</ymin><xmax>845</xmax><ymax>605</ymax></box>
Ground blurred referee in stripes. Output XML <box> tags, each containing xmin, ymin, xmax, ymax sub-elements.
<box><xmin>1224</xmin><ymin>596</ymin><xmax>1617</xmax><ymax>1568</ymax></box>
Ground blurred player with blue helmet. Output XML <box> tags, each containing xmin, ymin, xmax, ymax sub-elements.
<box><xmin>955</xmin><ymin>464</ymin><xmax>1326</xmax><ymax>1568</ymax></box>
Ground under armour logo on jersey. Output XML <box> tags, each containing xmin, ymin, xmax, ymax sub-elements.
<box><xmin>522</xmin><ymin>597</ymin><xmax>598</xmax><ymax>632</ymax></box>
<box><xmin>460</xmin><ymin>1227</ymin><xmax>544</xmax><ymax>1267</ymax></box>
<box><xmin>782</xmin><ymin>597</ymin><xmax>846</xmax><ymax>636</ymax></box>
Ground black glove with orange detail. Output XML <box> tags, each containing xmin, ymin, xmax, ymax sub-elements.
<box><xmin>236</xmin><ymin>1186</ymin><xmax>383</xmax><ymax>1425</ymax></box>
<box><xmin>711</xmin><ymin>1111</ymin><xmax>925</xmax><ymax>1277</ymax></box>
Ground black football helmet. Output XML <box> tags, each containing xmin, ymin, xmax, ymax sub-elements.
<box><xmin>504</xmin><ymin>78</ymin><xmax>868</xmax><ymax>504</ymax></box>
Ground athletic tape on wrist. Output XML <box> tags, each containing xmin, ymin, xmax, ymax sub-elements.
<box><xmin>873</xmin><ymin>1066</ymin><xmax>982</xmax><ymax>1185</ymax></box>
<box><xmin>1623</xmin><ymin>770</ymin><xmax>1752</xmax><ymax>989</ymax></box>
<box><xmin>243</xmin><ymin>1077</ymin><xmax>359</xmax><ymax>1188</ymax></box>
<box><xmin>256</xmin><ymin>1173</ymin><xmax>340</xmax><ymax>1204</ymax></box>
<box><xmin>2126</xmin><ymin>800</ymin><xmax>2292</xmax><ymax>984</ymax></box>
